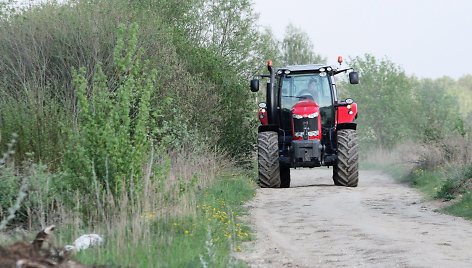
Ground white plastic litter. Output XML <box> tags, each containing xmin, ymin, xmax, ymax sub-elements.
<box><xmin>66</xmin><ymin>234</ymin><xmax>104</xmax><ymax>252</ymax></box>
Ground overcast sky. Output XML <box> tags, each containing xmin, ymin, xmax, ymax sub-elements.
<box><xmin>253</xmin><ymin>0</ymin><xmax>472</xmax><ymax>79</ymax></box>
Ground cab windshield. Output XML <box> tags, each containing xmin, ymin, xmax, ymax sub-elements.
<box><xmin>280</xmin><ymin>73</ymin><xmax>332</xmax><ymax>110</ymax></box>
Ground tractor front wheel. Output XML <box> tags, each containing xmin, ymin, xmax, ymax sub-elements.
<box><xmin>333</xmin><ymin>129</ymin><xmax>359</xmax><ymax>187</ymax></box>
<box><xmin>257</xmin><ymin>131</ymin><xmax>281</xmax><ymax>188</ymax></box>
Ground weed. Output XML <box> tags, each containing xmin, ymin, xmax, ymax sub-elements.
<box><xmin>443</xmin><ymin>192</ymin><xmax>472</xmax><ymax>220</ymax></box>
<box><xmin>74</xmin><ymin>171</ymin><xmax>255</xmax><ymax>267</ymax></box>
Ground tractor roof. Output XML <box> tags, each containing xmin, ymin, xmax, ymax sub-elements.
<box><xmin>279</xmin><ymin>64</ymin><xmax>328</xmax><ymax>72</ymax></box>
<box><xmin>277</xmin><ymin>64</ymin><xmax>351</xmax><ymax>75</ymax></box>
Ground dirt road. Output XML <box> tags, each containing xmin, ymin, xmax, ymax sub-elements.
<box><xmin>237</xmin><ymin>169</ymin><xmax>472</xmax><ymax>267</ymax></box>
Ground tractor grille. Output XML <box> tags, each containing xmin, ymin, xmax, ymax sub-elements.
<box><xmin>293</xmin><ymin>117</ymin><xmax>318</xmax><ymax>133</ymax></box>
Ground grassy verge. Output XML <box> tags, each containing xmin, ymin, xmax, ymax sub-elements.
<box><xmin>443</xmin><ymin>193</ymin><xmax>472</xmax><ymax>220</ymax></box>
<box><xmin>74</xmin><ymin>171</ymin><xmax>256</xmax><ymax>267</ymax></box>
<box><xmin>363</xmin><ymin>160</ymin><xmax>472</xmax><ymax>220</ymax></box>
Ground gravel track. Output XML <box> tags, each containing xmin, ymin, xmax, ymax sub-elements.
<box><xmin>237</xmin><ymin>169</ymin><xmax>472</xmax><ymax>267</ymax></box>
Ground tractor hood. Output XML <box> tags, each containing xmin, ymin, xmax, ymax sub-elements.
<box><xmin>291</xmin><ymin>99</ymin><xmax>319</xmax><ymax>116</ymax></box>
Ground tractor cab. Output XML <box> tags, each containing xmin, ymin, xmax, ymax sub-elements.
<box><xmin>278</xmin><ymin>66</ymin><xmax>336</xmax><ymax>151</ymax></box>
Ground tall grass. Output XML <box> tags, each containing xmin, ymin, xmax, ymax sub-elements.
<box><xmin>55</xmin><ymin>147</ymin><xmax>254</xmax><ymax>267</ymax></box>
<box><xmin>0</xmin><ymin>140</ymin><xmax>256</xmax><ymax>265</ymax></box>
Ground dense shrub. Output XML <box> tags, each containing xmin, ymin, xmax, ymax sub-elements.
<box><xmin>61</xmin><ymin>23</ymin><xmax>162</xmax><ymax>209</ymax></box>
<box><xmin>0</xmin><ymin>0</ymin><xmax>260</xmax><ymax>169</ymax></box>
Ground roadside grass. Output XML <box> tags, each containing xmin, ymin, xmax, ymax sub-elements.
<box><xmin>409</xmin><ymin>168</ymin><xmax>445</xmax><ymax>200</ymax></box>
<box><xmin>0</xmin><ymin>141</ymin><xmax>257</xmax><ymax>267</ymax></box>
<box><xmin>361</xmin><ymin>161</ymin><xmax>444</xmax><ymax>197</ymax></box>
<box><xmin>443</xmin><ymin>192</ymin><xmax>472</xmax><ymax>220</ymax></box>
<box><xmin>75</xmin><ymin>172</ymin><xmax>256</xmax><ymax>267</ymax></box>
<box><xmin>363</xmin><ymin>158</ymin><xmax>472</xmax><ymax>221</ymax></box>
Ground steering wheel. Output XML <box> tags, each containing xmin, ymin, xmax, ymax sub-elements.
<box><xmin>297</xmin><ymin>90</ymin><xmax>315</xmax><ymax>101</ymax></box>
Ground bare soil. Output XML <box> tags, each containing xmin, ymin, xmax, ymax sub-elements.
<box><xmin>237</xmin><ymin>169</ymin><xmax>472</xmax><ymax>267</ymax></box>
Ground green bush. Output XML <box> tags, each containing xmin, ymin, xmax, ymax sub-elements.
<box><xmin>63</xmin><ymin>23</ymin><xmax>156</xmax><ymax>204</ymax></box>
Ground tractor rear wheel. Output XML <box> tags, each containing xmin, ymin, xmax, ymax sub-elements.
<box><xmin>280</xmin><ymin>166</ymin><xmax>291</xmax><ymax>188</ymax></box>
<box><xmin>257</xmin><ymin>131</ymin><xmax>281</xmax><ymax>188</ymax></box>
<box><xmin>333</xmin><ymin>129</ymin><xmax>359</xmax><ymax>187</ymax></box>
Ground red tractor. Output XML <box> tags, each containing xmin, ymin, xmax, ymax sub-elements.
<box><xmin>250</xmin><ymin>59</ymin><xmax>360</xmax><ymax>188</ymax></box>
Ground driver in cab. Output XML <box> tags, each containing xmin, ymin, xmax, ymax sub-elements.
<box><xmin>298</xmin><ymin>79</ymin><xmax>319</xmax><ymax>103</ymax></box>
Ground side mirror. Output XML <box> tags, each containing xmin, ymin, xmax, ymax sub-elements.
<box><xmin>250</xmin><ymin>79</ymin><xmax>260</xmax><ymax>92</ymax></box>
<box><xmin>349</xmin><ymin>72</ymin><xmax>359</xmax><ymax>84</ymax></box>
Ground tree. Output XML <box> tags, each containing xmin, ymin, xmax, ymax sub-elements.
<box><xmin>343</xmin><ymin>54</ymin><xmax>415</xmax><ymax>149</ymax></box>
<box><xmin>413</xmin><ymin>78</ymin><xmax>463</xmax><ymax>142</ymax></box>
<box><xmin>181</xmin><ymin>0</ymin><xmax>260</xmax><ymax>77</ymax></box>
<box><xmin>253</xmin><ymin>27</ymin><xmax>282</xmax><ymax>73</ymax></box>
<box><xmin>282</xmin><ymin>23</ymin><xmax>325</xmax><ymax>65</ymax></box>
<box><xmin>344</xmin><ymin>54</ymin><xmax>463</xmax><ymax>149</ymax></box>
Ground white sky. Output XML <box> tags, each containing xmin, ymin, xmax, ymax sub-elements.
<box><xmin>253</xmin><ymin>0</ymin><xmax>472</xmax><ymax>79</ymax></box>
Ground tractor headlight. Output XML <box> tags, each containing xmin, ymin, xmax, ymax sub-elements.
<box><xmin>293</xmin><ymin>114</ymin><xmax>303</xmax><ymax>119</ymax></box>
<box><xmin>307</xmin><ymin>112</ymin><xmax>319</xmax><ymax>118</ymax></box>
<box><xmin>294</xmin><ymin>132</ymin><xmax>304</xmax><ymax>137</ymax></box>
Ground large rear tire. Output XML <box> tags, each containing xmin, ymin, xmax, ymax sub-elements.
<box><xmin>333</xmin><ymin>129</ymin><xmax>359</xmax><ymax>187</ymax></box>
<box><xmin>280</xmin><ymin>166</ymin><xmax>291</xmax><ymax>188</ymax></box>
<box><xmin>258</xmin><ymin>131</ymin><xmax>281</xmax><ymax>188</ymax></box>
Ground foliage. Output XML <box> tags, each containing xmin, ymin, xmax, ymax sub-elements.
<box><xmin>0</xmin><ymin>0</ymin><xmax>118</xmax><ymax>166</ymax></box>
<box><xmin>343</xmin><ymin>54</ymin><xmax>415</xmax><ymax>148</ymax></box>
<box><xmin>172</xmin><ymin>27</ymin><xmax>256</xmax><ymax>160</ymax></box>
<box><xmin>435</xmin><ymin>165</ymin><xmax>472</xmax><ymax>200</ymax></box>
<box><xmin>255</xmin><ymin>27</ymin><xmax>283</xmax><ymax>72</ymax></box>
<box><xmin>444</xmin><ymin>75</ymin><xmax>472</xmax><ymax>117</ymax></box>
<box><xmin>412</xmin><ymin>78</ymin><xmax>464</xmax><ymax>142</ymax></box>
<box><xmin>181</xmin><ymin>0</ymin><xmax>262</xmax><ymax>77</ymax></box>
<box><xmin>64</xmin><ymin>23</ymin><xmax>156</xmax><ymax>203</ymax></box>
<box><xmin>1</xmin><ymin>151</ymin><xmax>60</xmax><ymax>229</ymax></box>
<box><xmin>0</xmin><ymin>0</ymin><xmax>262</xmax><ymax>168</ymax></box>
<box><xmin>282</xmin><ymin>23</ymin><xmax>326</xmax><ymax>65</ymax></box>
<box><xmin>344</xmin><ymin>54</ymin><xmax>462</xmax><ymax>150</ymax></box>
<box><xmin>0</xmin><ymin>134</ymin><xmax>24</xmax><ymax>228</ymax></box>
